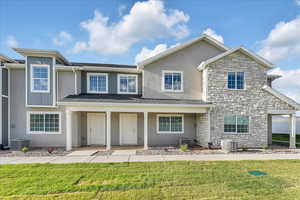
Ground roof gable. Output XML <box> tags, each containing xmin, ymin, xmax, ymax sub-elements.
<box><xmin>0</xmin><ymin>53</ymin><xmax>17</xmax><ymax>63</ymax></box>
<box><xmin>197</xmin><ymin>46</ymin><xmax>274</xmax><ymax>71</ymax></box>
<box><xmin>262</xmin><ymin>85</ymin><xmax>300</xmax><ymax>110</ymax></box>
<box><xmin>137</xmin><ymin>34</ymin><xmax>229</xmax><ymax>68</ymax></box>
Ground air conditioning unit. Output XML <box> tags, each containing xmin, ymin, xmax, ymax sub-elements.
<box><xmin>221</xmin><ymin>139</ymin><xmax>238</xmax><ymax>153</ymax></box>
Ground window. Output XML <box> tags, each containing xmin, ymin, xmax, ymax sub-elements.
<box><xmin>227</xmin><ymin>72</ymin><xmax>244</xmax><ymax>89</ymax></box>
<box><xmin>31</xmin><ymin>64</ymin><xmax>50</xmax><ymax>93</ymax></box>
<box><xmin>28</xmin><ymin>112</ymin><xmax>60</xmax><ymax>134</ymax></box>
<box><xmin>118</xmin><ymin>74</ymin><xmax>138</xmax><ymax>94</ymax></box>
<box><xmin>162</xmin><ymin>71</ymin><xmax>183</xmax><ymax>92</ymax></box>
<box><xmin>157</xmin><ymin>115</ymin><xmax>184</xmax><ymax>134</ymax></box>
<box><xmin>87</xmin><ymin>73</ymin><xmax>108</xmax><ymax>93</ymax></box>
<box><xmin>224</xmin><ymin>115</ymin><xmax>249</xmax><ymax>133</ymax></box>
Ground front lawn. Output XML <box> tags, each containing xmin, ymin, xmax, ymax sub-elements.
<box><xmin>272</xmin><ymin>133</ymin><xmax>300</xmax><ymax>146</ymax></box>
<box><xmin>1</xmin><ymin>160</ymin><xmax>300</xmax><ymax>199</ymax></box>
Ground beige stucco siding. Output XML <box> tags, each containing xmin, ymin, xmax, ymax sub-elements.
<box><xmin>143</xmin><ymin>40</ymin><xmax>224</xmax><ymax>100</ymax></box>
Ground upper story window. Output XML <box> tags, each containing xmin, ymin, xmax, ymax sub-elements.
<box><xmin>162</xmin><ymin>71</ymin><xmax>183</xmax><ymax>92</ymax></box>
<box><xmin>118</xmin><ymin>74</ymin><xmax>138</xmax><ymax>94</ymax></box>
<box><xmin>31</xmin><ymin>64</ymin><xmax>50</xmax><ymax>93</ymax></box>
<box><xmin>87</xmin><ymin>73</ymin><xmax>108</xmax><ymax>93</ymax></box>
<box><xmin>224</xmin><ymin>115</ymin><xmax>249</xmax><ymax>133</ymax></box>
<box><xmin>227</xmin><ymin>72</ymin><xmax>244</xmax><ymax>89</ymax></box>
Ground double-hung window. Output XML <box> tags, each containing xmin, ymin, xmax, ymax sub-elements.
<box><xmin>87</xmin><ymin>73</ymin><xmax>108</xmax><ymax>93</ymax></box>
<box><xmin>28</xmin><ymin>112</ymin><xmax>60</xmax><ymax>134</ymax></box>
<box><xmin>224</xmin><ymin>115</ymin><xmax>249</xmax><ymax>133</ymax></box>
<box><xmin>162</xmin><ymin>71</ymin><xmax>183</xmax><ymax>92</ymax></box>
<box><xmin>118</xmin><ymin>74</ymin><xmax>138</xmax><ymax>94</ymax></box>
<box><xmin>157</xmin><ymin>115</ymin><xmax>184</xmax><ymax>134</ymax></box>
<box><xmin>227</xmin><ymin>72</ymin><xmax>244</xmax><ymax>89</ymax></box>
<box><xmin>31</xmin><ymin>64</ymin><xmax>50</xmax><ymax>93</ymax></box>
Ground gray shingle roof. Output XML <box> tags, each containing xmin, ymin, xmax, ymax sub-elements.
<box><xmin>61</xmin><ymin>94</ymin><xmax>211</xmax><ymax>105</ymax></box>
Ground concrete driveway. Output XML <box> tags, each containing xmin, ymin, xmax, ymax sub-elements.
<box><xmin>2</xmin><ymin>153</ymin><xmax>300</xmax><ymax>164</ymax></box>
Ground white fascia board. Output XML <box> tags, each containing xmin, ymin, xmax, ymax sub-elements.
<box><xmin>56</xmin><ymin>65</ymin><xmax>141</xmax><ymax>73</ymax></box>
<box><xmin>63</xmin><ymin>103</ymin><xmax>212</xmax><ymax>113</ymax></box>
<box><xmin>0</xmin><ymin>54</ymin><xmax>17</xmax><ymax>63</ymax></box>
<box><xmin>13</xmin><ymin>48</ymin><xmax>69</xmax><ymax>64</ymax></box>
<box><xmin>4</xmin><ymin>63</ymin><xmax>25</xmax><ymax>69</ymax></box>
<box><xmin>198</xmin><ymin>46</ymin><xmax>274</xmax><ymax>71</ymax></box>
<box><xmin>262</xmin><ymin>85</ymin><xmax>300</xmax><ymax>110</ymax></box>
<box><xmin>57</xmin><ymin>102</ymin><xmax>214</xmax><ymax>108</ymax></box>
<box><xmin>137</xmin><ymin>34</ymin><xmax>229</xmax><ymax>68</ymax></box>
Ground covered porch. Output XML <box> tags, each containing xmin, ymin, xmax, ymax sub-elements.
<box><xmin>62</xmin><ymin>100</ymin><xmax>213</xmax><ymax>151</ymax></box>
<box><xmin>268</xmin><ymin>110</ymin><xmax>297</xmax><ymax>149</ymax></box>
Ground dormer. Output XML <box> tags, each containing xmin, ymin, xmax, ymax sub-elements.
<box><xmin>13</xmin><ymin>48</ymin><xmax>69</xmax><ymax>107</ymax></box>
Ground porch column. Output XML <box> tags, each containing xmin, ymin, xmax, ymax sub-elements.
<box><xmin>144</xmin><ymin>112</ymin><xmax>148</xmax><ymax>150</ymax></box>
<box><xmin>106</xmin><ymin>111</ymin><xmax>111</xmax><ymax>150</ymax></box>
<box><xmin>66</xmin><ymin>110</ymin><xmax>73</xmax><ymax>151</ymax></box>
<box><xmin>290</xmin><ymin>113</ymin><xmax>297</xmax><ymax>149</ymax></box>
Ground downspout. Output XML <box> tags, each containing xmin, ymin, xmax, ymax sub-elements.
<box><xmin>72</xmin><ymin>67</ymin><xmax>78</xmax><ymax>95</ymax></box>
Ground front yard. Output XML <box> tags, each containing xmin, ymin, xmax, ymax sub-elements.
<box><xmin>1</xmin><ymin>160</ymin><xmax>300</xmax><ymax>199</ymax></box>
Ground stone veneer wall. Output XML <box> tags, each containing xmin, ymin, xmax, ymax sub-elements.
<box><xmin>206</xmin><ymin>51</ymin><xmax>295</xmax><ymax>147</ymax></box>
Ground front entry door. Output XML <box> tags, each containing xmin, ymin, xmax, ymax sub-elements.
<box><xmin>87</xmin><ymin>113</ymin><xmax>106</xmax><ymax>145</ymax></box>
<box><xmin>120</xmin><ymin>114</ymin><xmax>138</xmax><ymax>145</ymax></box>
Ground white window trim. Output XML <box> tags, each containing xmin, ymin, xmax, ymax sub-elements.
<box><xmin>156</xmin><ymin>114</ymin><xmax>184</xmax><ymax>134</ymax></box>
<box><xmin>227</xmin><ymin>72</ymin><xmax>246</xmax><ymax>90</ymax></box>
<box><xmin>26</xmin><ymin>111</ymin><xmax>61</xmax><ymax>135</ymax></box>
<box><xmin>224</xmin><ymin>115</ymin><xmax>250</xmax><ymax>134</ymax></box>
<box><xmin>87</xmin><ymin>73</ymin><xmax>108</xmax><ymax>94</ymax></box>
<box><xmin>30</xmin><ymin>64</ymin><xmax>50</xmax><ymax>93</ymax></box>
<box><xmin>162</xmin><ymin>70</ymin><xmax>184</xmax><ymax>92</ymax></box>
<box><xmin>117</xmin><ymin>74</ymin><xmax>138</xmax><ymax>94</ymax></box>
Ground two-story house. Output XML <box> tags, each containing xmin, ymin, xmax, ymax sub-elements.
<box><xmin>0</xmin><ymin>34</ymin><xmax>299</xmax><ymax>151</ymax></box>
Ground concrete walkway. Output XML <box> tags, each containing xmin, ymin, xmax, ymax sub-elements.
<box><xmin>2</xmin><ymin>153</ymin><xmax>300</xmax><ymax>164</ymax></box>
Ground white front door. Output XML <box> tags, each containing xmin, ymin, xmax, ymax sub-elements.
<box><xmin>87</xmin><ymin>113</ymin><xmax>106</xmax><ymax>145</ymax></box>
<box><xmin>120</xmin><ymin>113</ymin><xmax>138</xmax><ymax>145</ymax></box>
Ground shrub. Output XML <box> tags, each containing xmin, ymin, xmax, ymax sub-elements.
<box><xmin>241</xmin><ymin>146</ymin><xmax>248</xmax><ymax>151</ymax></box>
<box><xmin>21</xmin><ymin>147</ymin><xmax>29</xmax><ymax>153</ymax></box>
<box><xmin>180</xmin><ymin>144</ymin><xmax>188</xmax><ymax>151</ymax></box>
<box><xmin>48</xmin><ymin>147</ymin><xmax>54</xmax><ymax>154</ymax></box>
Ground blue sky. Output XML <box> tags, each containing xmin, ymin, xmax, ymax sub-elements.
<box><xmin>1</xmin><ymin>0</ymin><xmax>300</xmax><ymax>104</ymax></box>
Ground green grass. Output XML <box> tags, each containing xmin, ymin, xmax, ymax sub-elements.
<box><xmin>272</xmin><ymin>133</ymin><xmax>300</xmax><ymax>146</ymax></box>
<box><xmin>2</xmin><ymin>160</ymin><xmax>300</xmax><ymax>199</ymax></box>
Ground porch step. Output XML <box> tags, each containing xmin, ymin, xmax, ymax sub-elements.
<box><xmin>67</xmin><ymin>150</ymin><xmax>98</xmax><ymax>156</ymax></box>
<box><xmin>112</xmin><ymin>150</ymin><xmax>136</xmax><ymax>156</ymax></box>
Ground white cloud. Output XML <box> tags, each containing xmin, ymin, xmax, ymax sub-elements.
<box><xmin>72</xmin><ymin>0</ymin><xmax>190</xmax><ymax>55</ymax></box>
<box><xmin>135</xmin><ymin>44</ymin><xmax>168</xmax><ymax>63</ymax></box>
<box><xmin>135</xmin><ymin>42</ymin><xmax>180</xmax><ymax>63</ymax></box>
<box><xmin>53</xmin><ymin>31</ymin><xmax>73</xmax><ymax>46</ymax></box>
<box><xmin>202</xmin><ymin>28</ymin><xmax>224</xmax><ymax>43</ymax></box>
<box><xmin>6</xmin><ymin>35</ymin><xmax>18</xmax><ymax>48</ymax></box>
<box><xmin>269</xmin><ymin>67</ymin><xmax>300</xmax><ymax>104</ymax></box>
<box><xmin>296</xmin><ymin>0</ymin><xmax>300</xmax><ymax>6</ymax></box>
<box><xmin>118</xmin><ymin>4</ymin><xmax>127</xmax><ymax>16</ymax></box>
<box><xmin>258</xmin><ymin>16</ymin><xmax>300</xmax><ymax>62</ymax></box>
